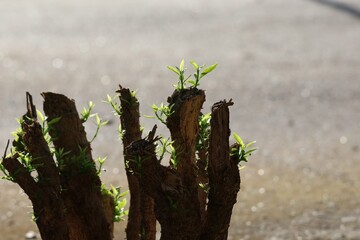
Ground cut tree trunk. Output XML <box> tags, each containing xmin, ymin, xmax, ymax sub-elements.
<box><xmin>2</xmin><ymin>92</ymin><xmax>114</xmax><ymax>240</ymax></box>
<box><xmin>124</xmin><ymin>88</ymin><xmax>241</xmax><ymax>240</ymax></box>
<box><xmin>2</xmin><ymin>84</ymin><xmax>244</xmax><ymax>240</ymax></box>
<box><xmin>117</xmin><ymin>85</ymin><xmax>156</xmax><ymax>240</ymax></box>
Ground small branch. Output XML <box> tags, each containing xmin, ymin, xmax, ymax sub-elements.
<box><xmin>2</xmin><ymin>154</ymin><xmax>41</xmax><ymax>202</ymax></box>
<box><xmin>3</xmin><ymin>139</ymin><xmax>10</xmax><ymax>159</ymax></box>
<box><xmin>21</xmin><ymin>93</ymin><xmax>60</xmax><ymax>191</ymax></box>
<box><xmin>201</xmin><ymin>99</ymin><xmax>240</xmax><ymax>240</ymax></box>
<box><xmin>118</xmin><ymin>85</ymin><xmax>156</xmax><ymax>240</ymax></box>
<box><xmin>26</xmin><ymin>92</ymin><xmax>37</xmax><ymax>120</ymax></box>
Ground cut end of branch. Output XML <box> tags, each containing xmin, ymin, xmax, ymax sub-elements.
<box><xmin>26</xmin><ymin>92</ymin><xmax>37</xmax><ymax>121</ymax></box>
<box><xmin>211</xmin><ymin>99</ymin><xmax>234</xmax><ymax>112</ymax></box>
<box><xmin>3</xmin><ymin>139</ymin><xmax>10</xmax><ymax>159</ymax></box>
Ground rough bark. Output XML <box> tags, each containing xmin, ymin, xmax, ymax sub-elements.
<box><xmin>42</xmin><ymin>92</ymin><xmax>113</xmax><ymax>240</ymax></box>
<box><xmin>2</xmin><ymin>85</ymin><xmax>245</xmax><ymax>240</ymax></box>
<box><xmin>126</xmin><ymin>88</ymin><xmax>207</xmax><ymax>240</ymax></box>
<box><xmin>126</xmin><ymin>94</ymin><xmax>241</xmax><ymax>240</ymax></box>
<box><xmin>2</xmin><ymin>92</ymin><xmax>114</xmax><ymax>240</ymax></box>
<box><xmin>3</xmin><ymin>93</ymin><xmax>70</xmax><ymax>240</ymax></box>
<box><xmin>200</xmin><ymin>100</ymin><xmax>241</xmax><ymax>240</ymax></box>
<box><xmin>117</xmin><ymin>85</ymin><xmax>156</xmax><ymax>240</ymax></box>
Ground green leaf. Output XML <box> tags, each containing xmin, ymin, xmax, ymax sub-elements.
<box><xmin>111</xmin><ymin>185</ymin><xmax>119</xmax><ymax>196</ymax></box>
<box><xmin>233</xmin><ymin>133</ymin><xmax>244</xmax><ymax>146</ymax></box>
<box><xmin>188</xmin><ymin>80</ymin><xmax>196</xmax><ymax>85</ymax></box>
<box><xmin>245</xmin><ymin>148</ymin><xmax>257</xmax><ymax>155</ymax></box>
<box><xmin>179</xmin><ymin>59</ymin><xmax>185</xmax><ymax>71</ymax></box>
<box><xmin>245</xmin><ymin>141</ymin><xmax>256</xmax><ymax>148</ymax></box>
<box><xmin>107</xmin><ymin>94</ymin><xmax>112</xmax><ymax>102</ymax></box>
<box><xmin>36</xmin><ymin>110</ymin><xmax>45</xmax><ymax>123</ymax></box>
<box><xmin>95</xmin><ymin>114</ymin><xmax>101</xmax><ymax>125</ymax></box>
<box><xmin>151</xmin><ymin>104</ymin><xmax>159</xmax><ymax>111</ymax></box>
<box><xmin>100</xmin><ymin>120</ymin><xmax>109</xmax><ymax>126</ymax></box>
<box><xmin>47</xmin><ymin>116</ymin><xmax>62</xmax><ymax>126</ymax></box>
<box><xmin>200</xmin><ymin>63</ymin><xmax>218</xmax><ymax>78</ymax></box>
<box><xmin>167</xmin><ymin>66</ymin><xmax>181</xmax><ymax>75</ymax></box>
<box><xmin>190</xmin><ymin>60</ymin><xmax>199</xmax><ymax>69</ymax></box>
<box><xmin>117</xmin><ymin>198</ymin><xmax>127</xmax><ymax>209</ymax></box>
<box><xmin>118</xmin><ymin>190</ymin><xmax>129</xmax><ymax>198</ymax></box>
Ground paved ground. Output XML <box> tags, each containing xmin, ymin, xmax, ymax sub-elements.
<box><xmin>1</xmin><ymin>0</ymin><xmax>360</xmax><ymax>239</ymax></box>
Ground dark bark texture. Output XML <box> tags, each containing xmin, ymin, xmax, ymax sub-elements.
<box><xmin>124</xmin><ymin>88</ymin><xmax>242</xmax><ymax>240</ymax></box>
<box><xmin>117</xmin><ymin>85</ymin><xmax>156</xmax><ymax>240</ymax></box>
<box><xmin>2</xmin><ymin>85</ymin><xmax>244</xmax><ymax>240</ymax></box>
<box><xmin>2</xmin><ymin>92</ymin><xmax>114</xmax><ymax>240</ymax></box>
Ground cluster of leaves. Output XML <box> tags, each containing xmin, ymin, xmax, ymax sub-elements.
<box><xmin>148</xmin><ymin>103</ymin><xmax>174</xmax><ymax>125</ymax></box>
<box><xmin>196</xmin><ymin>113</ymin><xmax>211</xmax><ymax>152</ymax></box>
<box><xmin>167</xmin><ymin>59</ymin><xmax>218</xmax><ymax>90</ymax></box>
<box><xmin>1</xmin><ymin>102</ymin><xmax>128</xmax><ymax>222</ymax></box>
<box><xmin>81</xmin><ymin>101</ymin><xmax>109</xmax><ymax>143</ymax></box>
<box><xmin>155</xmin><ymin>137</ymin><xmax>179</xmax><ymax>168</ymax></box>
<box><xmin>101</xmin><ymin>185</ymin><xmax>128</xmax><ymax>222</ymax></box>
<box><xmin>231</xmin><ymin>133</ymin><xmax>257</xmax><ymax>165</ymax></box>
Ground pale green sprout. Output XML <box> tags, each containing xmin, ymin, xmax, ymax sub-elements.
<box><xmin>156</xmin><ymin>137</ymin><xmax>173</xmax><ymax>163</ymax></box>
<box><xmin>145</xmin><ymin>103</ymin><xmax>174</xmax><ymax>125</ymax></box>
<box><xmin>81</xmin><ymin>101</ymin><xmax>95</xmax><ymax>122</ymax></box>
<box><xmin>90</xmin><ymin>114</ymin><xmax>108</xmax><ymax>143</ymax></box>
<box><xmin>231</xmin><ymin>133</ymin><xmax>257</xmax><ymax>164</ymax></box>
<box><xmin>188</xmin><ymin>61</ymin><xmax>218</xmax><ymax>88</ymax></box>
<box><xmin>104</xmin><ymin>94</ymin><xmax>122</xmax><ymax>116</ymax></box>
<box><xmin>101</xmin><ymin>185</ymin><xmax>128</xmax><ymax>222</ymax></box>
<box><xmin>167</xmin><ymin>60</ymin><xmax>218</xmax><ymax>90</ymax></box>
<box><xmin>167</xmin><ymin>59</ymin><xmax>188</xmax><ymax>90</ymax></box>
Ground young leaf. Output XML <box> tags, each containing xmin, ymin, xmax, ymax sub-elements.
<box><xmin>47</xmin><ymin>116</ymin><xmax>62</xmax><ymax>126</ymax></box>
<box><xmin>200</xmin><ymin>63</ymin><xmax>218</xmax><ymax>78</ymax></box>
<box><xmin>36</xmin><ymin>110</ymin><xmax>45</xmax><ymax>123</ymax></box>
<box><xmin>179</xmin><ymin>59</ymin><xmax>185</xmax><ymax>71</ymax></box>
<box><xmin>190</xmin><ymin>60</ymin><xmax>199</xmax><ymax>69</ymax></box>
<box><xmin>95</xmin><ymin>114</ymin><xmax>101</xmax><ymax>125</ymax></box>
<box><xmin>233</xmin><ymin>133</ymin><xmax>244</xmax><ymax>146</ymax></box>
<box><xmin>245</xmin><ymin>141</ymin><xmax>256</xmax><ymax>148</ymax></box>
<box><xmin>188</xmin><ymin>80</ymin><xmax>196</xmax><ymax>86</ymax></box>
<box><xmin>245</xmin><ymin>148</ymin><xmax>257</xmax><ymax>155</ymax></box>
<box><xmin>167</xmin><ymin>66</ymin><xmax>181</xmax><ymax>75</ymax></box>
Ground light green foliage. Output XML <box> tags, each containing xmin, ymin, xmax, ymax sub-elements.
<box><xmin>231</xmin><ymin>133</ymin><xmax>257</xmax><ymax>164</ymax></box>
<box><xmin>104</xmin><ymin>94</ymin><xmax>125</xmax><ymax>139</ymax></box>
<box><xmin>90</xmin><ymin>114</ymin><xmax>108</xmax><ymax>143</ymax></box>
<box><xmin>169</xmin><ymin>144</ymin><xmax>179</xmax><ymax>169</ymax></box>
<box><xmin>53</xmin><ymin>148</ymin><xmax>70</xmax><ymax>169</ymax></box>
<box><xmin>80</xmin><ymin>101</ymin><xmax>109</xmax><ymax>143</ymax></box>
<box><xmin>96</xmin><ymin>156</ymin><xmax>107</xmax><ymax>175</ymax></box>
<box><xmin>167</xmin><ymin>60</ymin><xmax>218</xmax><ymax>90</ymax></box>
<box><xmin>101</xmin><ymin>185</ymin><xmax>128</xmax><ymax>222</ymax></box>
<box><xmin>196</xmin><ymin>113</ymin><xmax>211</xmax><ymax>151</ymax></box>
<box><xmin>199</xmin><ymin>182</ymin><xmax>209</xmax><ymax>194</ymax></box>
<box><xmin>156</xmin><ymin>137</ymin><xmax>173</xmax><ymax>163</ymax></box>
<box><xmin>104</xmin><ymin>94</ymin><xmax>122</xmax><ymax>117</ymax></box>
<box><xmin>36</xmin><ymin>109</ymin><xmax>61</xmax><ymax>144</ymax></box>
<box><xmin>147</xmin><ymin>103</ymin><xmax>174</xmax><ymax>125</ymax></box>
<box><xmin>167</xmin><ymin>59</ymin><xmax>187</xmax><ymax>90</ymax></box>
<box><xmin>152</xmin><ymin>135</ymin><xmax>178</xmax><ymax>168</ymax></box>
<box><xmin>81</xmin><ymin>101</ymin><xmax>95</xmax><ymax>122</ymax></box>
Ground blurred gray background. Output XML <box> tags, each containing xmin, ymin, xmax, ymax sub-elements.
<box><xmin>1</xmin><ymin>0</ymin><xmax>360</xmax><ymax>239</ymax></box>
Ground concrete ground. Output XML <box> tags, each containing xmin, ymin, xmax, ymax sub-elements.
<box><xmin>0</xmin><ymin>0</ymin><xmax>360</xmax><ymax>239</ymax></box>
